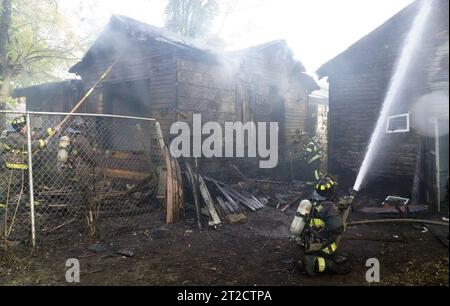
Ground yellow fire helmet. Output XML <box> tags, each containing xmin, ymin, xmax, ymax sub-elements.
<box><xmin>11</xmin><ymin>115</ymin><xmax>27</xmax><ymax>131</ymax></box>
<box><xmin>314</xmin><ymin>174</ymin><xmax>337</xmax><ymax>199</ymax></box>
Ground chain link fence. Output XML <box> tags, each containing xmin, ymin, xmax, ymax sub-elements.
<box><xmin>0</xmin><ymin>111</ymin><xmax>166</xmax><ymax>245</ymax></box>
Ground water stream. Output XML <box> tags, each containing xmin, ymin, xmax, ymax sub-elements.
<box><xmin>353</xmin><ymin>0</ymin><xmax>432</xmax><ymax>191</ymax></box>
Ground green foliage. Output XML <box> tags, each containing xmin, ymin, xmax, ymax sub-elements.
<box><xmin>6</xmin><ymin>0</ymin><xmax>80</xmax><ymax>87</ymax></box>
<box><xmin>164</xmin><ymin>0</ymin><xmax>219</xmax><ymax>38</ymax></box>
<box><xmin>0</xmin><ymin>0</ymin><xmax>83</xmax><ymax>109</ymax></box>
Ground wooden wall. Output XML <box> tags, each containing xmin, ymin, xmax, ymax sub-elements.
<box><xmin>77</xmin><ymin>40</ymin><xmax>178</xmax><ymax>139</ymax></box>
<box><xmin>75</xmin><ymin>37</ymin><xmax>313</xmax><ymax>173</ymax></box>
<box><xmin>19</xmin><ymin>82</ymin><xmax>81</xmax><ymax>113</ymax></box>
<box><xmin>175</xmin><ymin>55</ymin><xmax>236</xmax><ymax>125</ymax></box>
<box><xmin>326</xmin><ymin>0</ymin><xmax>449</xmax><ymax>193</ymax></box>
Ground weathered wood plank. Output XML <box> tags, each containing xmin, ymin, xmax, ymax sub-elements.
<box><xmin>198</xmin><ymin>176</ymin><xmax>221</xmax><ymax>226</ymax></box>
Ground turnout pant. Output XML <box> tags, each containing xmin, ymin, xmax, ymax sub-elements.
<box><xmin>300</xmin><ymin>240</ymin><xmax>350</xmax><ymax>275</ymax></box>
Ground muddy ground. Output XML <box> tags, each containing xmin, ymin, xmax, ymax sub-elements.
<box><xmin>1</xmin><ymin>199</ymin><xmax>448</xmax><ymax>286</ymax></box>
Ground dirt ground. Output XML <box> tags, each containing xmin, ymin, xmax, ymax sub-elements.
<box><xmin>1</xmin><ymin>197</ymin><xmax>448</xmax><ymax>286</ymax></box>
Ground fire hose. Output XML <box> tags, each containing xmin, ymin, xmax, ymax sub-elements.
<box><xmin>348</xmin><ymin>219</ymin><xmax>449</xmax><ymax>227</ymax></box>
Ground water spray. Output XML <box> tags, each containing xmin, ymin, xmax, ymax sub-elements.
<box><xmin>353</xmin><ymin>0</ymin><xmax>432</xmax><ymax>192</ymax></box>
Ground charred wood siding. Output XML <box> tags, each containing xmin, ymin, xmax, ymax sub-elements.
<box><xmin>284</xmin><ymin>83</ymin><xmax>309</xmax><ymax>151</ymax></box>
<box><xmin>69</xmin><ymin>27</ymin><xmax>316</xmax><ymax>167</ymax></box>
<box><xmin>328</xmin><ymin>68</ymin><xmax>420</xmax><ymax>181</ymax></box>
<box><xmin>426</xmin><ymin>32</ymin><xmax>449</xmax><ymax>92</ymax></box>
<box><xmin>176</xmin><ymin>56</ymin><xmax>236</xmax><ymax>125</ymax></box>
<box><xmin>235</xmin><ymin>53</ymin><xmax>310</xmax><ymax>161</ymax></box>
<box><xmin>16</xmin><ymin>82</ymin><xmax>82</xmax><ymax>113</ymax></box>
<box><xmin>323</xmin><ymin>0</ymin><xmax>449</xmax><ymax>193</ymax></box>
<box><xmin>173</xmin><ymin>52</ymin><xmax>310</xmax><ymax>167</ymax></box>
<box><xmin>78</xmin><ymin>42</ymin><xmax>177</xmax><ymax>137</ymax></box>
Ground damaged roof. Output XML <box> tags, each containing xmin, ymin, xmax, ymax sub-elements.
<box><xmin>13</xmin><ymin>80</ymin><xmax>82</xmax><ymax>98</ymax></box>
<box><xmin>69</xmin><ymin>16</ymin><xmax>318</xmax><ymax>92</ymax></box>
<box><xmin>229</xmin><ymin>39</ymin><xmax>318</xmax><ymax>91</ymax></box>
<box><xmin>229</xmin><ymin>39</ymin><xmax>306</xmax><ymax>72</ymax></box>
<box><xmin>70</xmin><ymin>15</ymin><xmax>224</xmax><ymax>74</ymax></box>
<box><xmin>104</xmin><ymin>15</ymin><xmax>218</xmax><ymax>53</ymax></box>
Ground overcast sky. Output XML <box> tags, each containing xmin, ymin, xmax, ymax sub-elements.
<box><xmin>61</xmin><ymin>0</ymin><xmax>415</xmax><ymax>80</ymax></box>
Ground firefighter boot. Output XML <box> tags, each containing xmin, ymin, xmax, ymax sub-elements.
<box><xmin>303</xmin><ymin>255</ymin><xmax>350</xmax><ymax>276</ymax></box>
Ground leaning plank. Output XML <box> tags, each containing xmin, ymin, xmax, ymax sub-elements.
<box><xmin>198</xmin><ymin>176</ymin><xmax>221</xmax><ymax>226</ymax></box>
<box><xmin>224</xmin><ymin>202</ymin><xmax>236</xmax><ymax>213</ymax></box>
<box><xmin>164</xmin><ymin>147</ymin><xmax>175</xmax><ymax>224</ymax></box>
<box><xmin>250</xmin><ymin>196</ymin><xmax>264</xmax><ymax>208</ymax></box>
<box><xmin>223</xmin><ymin>187</ymin><xmax>257</xmax><ymax>211</ymax></box>
<box><xmin>226</xmin><ymin>187</ymin><xmax>257</xmax><ymax>209</ymax></box>
<box><xmin>203</xmin><ymin>177</ymin><xmax>239</xmax><ymax>209</ymax></box>
<box><xmin>155</xmin><ymin>122</ymin><xmax>166</xmax><ymax>156</ymax></box>
<box><xmin>185</xmin><ymin>162</ymin><xmax>202</xmax><ymax>229</ymax></box>
<box><xmin>155</xmin><ymin>122</ymin><xmax>175</xmax><ymax>224</ymax></box>
<box><xmin>222</xmin><ymin>198</ymin><xmax>237</xmax><ymax>214</ymax></box>
<box><xmin>240</xmin><ymin>191</ymin><xmax>263</xmax><ymax>209</ymax></box>
<box><xmin>214</xmin><ymin>197</ymin><xmax>227</xmax><ymax>218</ymax></box>
<box><xmin>170</xmin><ymin>152</ymin><xmax>179</xmax><ymax>221</ymax></box>
<box><xmin>203</xmin><ymin>177</ymin><xmax>259</xmax><ymax>211</ymax></box>
<box><xmin>174</xmin><ymin>158</ymin><xmax>184</xmax><ymax>217</ymax></box>
<box><xmin>212</xmin><ymin>181</ymin><xmax>239</xmax><ymax>211</ymax></box>
<box><xmin>216</xmin><ymin>197</ymin><xmax>231</xmax><ymax>215</ymax></box>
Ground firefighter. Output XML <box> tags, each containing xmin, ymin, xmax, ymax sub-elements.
<box><xmin>57</xmin><ymin>117</ymin><xmax>97</xmax><ymax>188</ymax></box>
<box><xmin>293</xmin><ymin>131</ymin><xmax>322</xmax><ymax>184</ymax></box>
<box><xmin>290</xmin><ymin>174</ymin><xmax>355</xmax><ymax>276</ymax></box>
<box><xmin>302</xmin><ymin>137</ymin><xmax>322</xmax><ymax>184</ymax></box>
<box><xmin>0</xmin><ymin>115</ymin><xmax>56</xmax><ymax>223</ymax></box>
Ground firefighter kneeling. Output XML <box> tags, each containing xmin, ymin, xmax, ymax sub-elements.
<box><xmin>290</xmin><ymin>175</ymin><xmax>356</xmax><ymax>276</ymax></box>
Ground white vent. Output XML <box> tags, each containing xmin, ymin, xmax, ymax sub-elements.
<box><xmin>386</xmin><ymin>113</ymin><xmax>410</xmax><ymax>133</ymax></box>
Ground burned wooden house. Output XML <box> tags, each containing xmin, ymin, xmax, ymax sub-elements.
<box><xmin>13</xmin><ymin>80</ymin><xmax>83</xmax><ymax>113</ymax></box>
<box><xmin>317</xmin><ymin>0</ymin><xmax>449</xmax><ymax>210</ymax></box>
<box><xmin>64</xmin><ymin>16</ymin><xmax>317</xmax><ymax>172</ymax></box>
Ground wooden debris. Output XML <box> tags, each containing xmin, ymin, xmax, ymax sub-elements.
<box><xmin>45</xmin><ymin>219</ymin><xmax>76</xmax><ymax>234</ymax></box>
<box><xmin>185</xmin><ymin>161</ymin><xmax>202</xmax><ymax>230</ymax></box>
<box><xmin>94</xmin><ymin>167</ymin><xmax>149</xmax><ymax>181</ymax></box>
<box><xmin>182</xmin><ymin>165</ymin><xmax>266</xmax><ymax>227</ymax></box>
<box><xmin>198</xmin><ymin>175</ymin><xmax>221</xmax><ymax>226</ymax></box>
<box><xmin>174</xmin><ymin>157</ymin><xmax>184</xmax><ymax>218</ymax></box>
<box><xmin>164</xmin><ymin>147</ymin><xmax>175</xmax><ymax>224</ymax></box>
<box><xmin>280</xmin><ymin>194</ymin><xmax>304</xmax><ymax>212</ymax></box>
<box><xmin>155</xmin><ymin>122</ymin><xmax>185</xmax><ymax>224</ymax></box>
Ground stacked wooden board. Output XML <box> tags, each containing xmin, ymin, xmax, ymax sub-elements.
<box><xmin>184</xmin><ymin>162</ymin><xmax>266</xmax><ymax>227</ymax></box>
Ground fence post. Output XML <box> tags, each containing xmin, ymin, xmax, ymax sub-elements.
<box><xmin>25</xmin><ymin>112</ymin><xmax>36</xmax><ymax>247</ymax></box>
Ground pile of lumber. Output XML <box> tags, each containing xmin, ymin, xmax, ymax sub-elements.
<box><xmin>185</xmin><ymin>162</ymin><xmax>266</xmax><ymax>227</ymax></box>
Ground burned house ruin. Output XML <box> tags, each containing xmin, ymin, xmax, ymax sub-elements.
<box><xmin>317</xmin><ymin>0</ymin><xmax>449</xmax><ymax>210</ymax></box>
<box><xmin>14</xmin><ymin>15</ymin><xmax>318</xmax><ymax>178</ymax></box>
